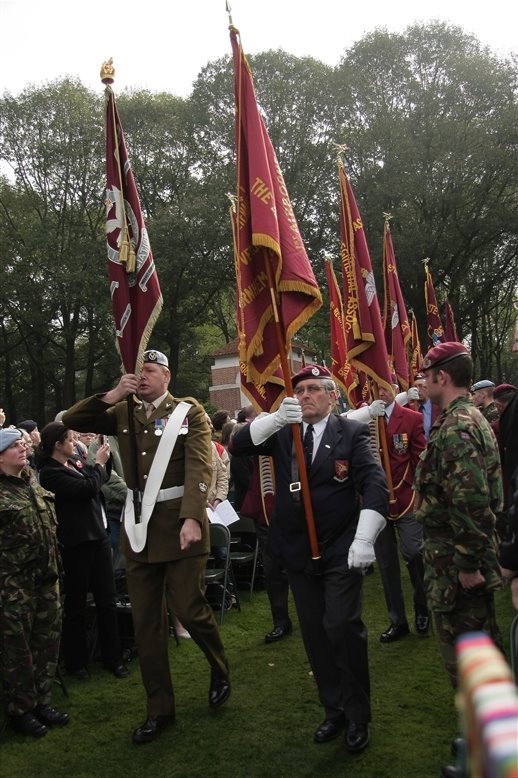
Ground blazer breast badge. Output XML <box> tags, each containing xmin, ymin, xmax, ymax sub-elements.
<box><xmin>334</xmin><ymin>459</ymin><xmax>349</xmax><ymax>482</ymax></box>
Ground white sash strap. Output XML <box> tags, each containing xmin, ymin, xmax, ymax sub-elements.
<box><xmin>124</xmin><ymin>401</ymin><xmax>192</xmax><ymax>552</ymax></box>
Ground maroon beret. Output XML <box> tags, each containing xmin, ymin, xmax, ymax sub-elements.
<box><xmin>292</xmin><ymin>364</ymin><xmax>332</xmax><ymax>388</ymax></box>
<box><xmin>422</xmin><ymin>342</ymin><xmax>470</xmax><ymax>371</ymax></box>
<box><xmin>493</xmin><ymin>383</ymin><xmax>517</xmax><ymax>399</ymax></box>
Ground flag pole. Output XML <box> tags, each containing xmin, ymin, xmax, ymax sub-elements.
<box><xmin>101</xmin><ymin>59</ymin><xmax>142</xmax><ymax>523</ymax></box>
<box><xmin>262</xmin><ymin>256</ymin><xmax>321</xmax><ymax>569</ymax></box>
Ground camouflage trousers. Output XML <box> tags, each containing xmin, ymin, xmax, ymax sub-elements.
<box><xmin>0</xmin><ymin>568</ymin><xmax>62</xmax><ymax>715</ymax></box>
<box><xmin>434</xmin><ymin>589</ymin><xmax>503</xmax><ymax>689</ymax></box>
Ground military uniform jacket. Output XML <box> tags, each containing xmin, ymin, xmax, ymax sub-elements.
<box><xmin>230</xmin><ymin>414</ymin><xmax>388</xmax><ymax>571</ymax></box>
<box><xmin>413</xmin><ymin>395</ymin><xmax>503</xmax><ymax>612</ymax></box>
<box><xmin>384</xmin><ymin>403</ymin><xmax>426</xmax><ymax>518</ymax></box>
<box><xmin>0</xmin><ymin>468</ymin><xmax>61</xmax><ymax>580</ymax></box>
<box><xmin>63</xmin><ymin>392</ymin><xmax>212</xmax><ymax>563</ymax></box>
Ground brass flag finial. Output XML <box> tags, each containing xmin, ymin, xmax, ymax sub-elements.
<box><xmin>332</xmin><ymin>142</ymin><xmax>348</xmax><ymax>164</ymax></box>
<box><xmin>383</xmin><ymin>211</ymin><xmax>393</xmax><ymax>224</ymax></box>
<box><xmin>100</xmin><ymin>58</ymin><xmax>115</xmax><ymax>85</ymax></box>
<box><xmin>422</xmin><ymin>257</ymin><xmax>430</xmax><ymax>267</ymax></box>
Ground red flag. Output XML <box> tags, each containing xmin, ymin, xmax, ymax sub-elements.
<box><xmin>382</xmin><ymin>220</ymin><xmax>410</xmax><ymax>391</ymax></box>
<box><xmin>325</xmin><ymin>257</ymin><xmax>363</xmax><ymax>407</ymax></box>
<box><xmin>444</xmin><ymin>299</ymin><xmax>460</xmax><ymax>342</ymax></box>
<box><xmin>424</xmin><ymin>261</ymin><xmax>444</xmax><ymax>348</ymax></box>
<box><xmin>104</xmin><ymin>86</ymin><xmax>162</xmax><ymax>373</ymax></box>
<box><xmin>230</xmin><ymin>28</ymin><xmax>322</xmax><ymax>411</ymax></box>
<box><xmin>338</xmin><ymin>161</ymin><xmax>392</xmax><ymax>394</ymax></box>
<box><xmin>409</xmin><ymin>312</ymin><xmax>424</xmax><ymax>381</ymax></box>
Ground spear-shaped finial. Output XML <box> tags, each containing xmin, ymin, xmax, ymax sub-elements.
<box><xmin>226</xmin><ymin>0</ymin><xmax>233</xmax><ymax>27</ymax></box>
<box><xmin>226</xmin><ymin>192</ymin><xmax>238</xmax><ymax>212</ymax></box>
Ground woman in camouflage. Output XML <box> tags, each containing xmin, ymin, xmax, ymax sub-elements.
<box><xmin>0</xmin><ymin>427</ymin><xmax>68</xmax><ymax>737</ymax></box>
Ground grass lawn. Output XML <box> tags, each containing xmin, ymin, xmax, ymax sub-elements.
<box><xmin>1</xmin><ymin>570</ymin><xmax>515</xmax><ymax>778</ymax></box>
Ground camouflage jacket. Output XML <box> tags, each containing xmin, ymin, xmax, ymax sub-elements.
<box><xmin>481</xmin><ymin>401</ymin><xmax>499</xmax><ymax>424</ymax></box>
<box><xmin>0</xmin><ymin>468</ymin><xmax>61</xmax><ymax>578</ymax></box>
<box><xmin>413</xmin><ymin>395</ymin><xmax>503</xmax><ymax>611</ymax></box>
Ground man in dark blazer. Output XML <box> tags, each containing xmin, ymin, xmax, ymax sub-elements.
<box><xmin>230</xmin><ymin>364</ymin><xmax>388</xmax><ymax>754</ymax></box>
<box><xmin>372</xmin><ymin>380</ymin><xmax>429</xmax><ymax>643</ymax></box>
<box><xmin>63</xmin><ymin>350</ymin><xmax>230</xmax><ymax>744</ymax></box>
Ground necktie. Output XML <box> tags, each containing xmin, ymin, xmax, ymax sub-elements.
<box><xmin>303</xmin><ymin>424</ymin><xmax>314</xmax><ymax>470</ymax></box>
<box><xmin>146</xmin><ymin>403</ymin><xmax>154</xmax><ymax>419</ymax></box>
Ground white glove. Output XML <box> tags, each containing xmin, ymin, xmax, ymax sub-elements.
<box><xmin>407</xmin><ymin>387</ymin><xmax>419</xmax><ymax>401</ymax></box>
<box><xmin>250</xmin><ymin>397</ymin><xmax>302</xmax><ymax>445</ymax></box>
<box><xmin>368</xmin><ymin>399</ymin><xmax>386</xmax><ymax>418</ymax></box>
<box><xmin>348</xmin><ymin>509</ymin><xmax>386</xmax><ymax>571</ymax></box>
<box><xmin>395</xmin><ymin>391</ymin><xmax>408</xmax><ymax>406</ymax></box>
<box><xmin>342</xmin><ymin>405</ymin><xmax>370</xmax><ymax>422</ymax></box>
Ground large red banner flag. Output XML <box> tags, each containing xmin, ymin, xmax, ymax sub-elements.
<box><xmin>382</xmin><ymin>219</ymin><xmax>410</xmax><ymax>391</ymax></box>
<box><xmin>230</xmin><ymin>28</ymin><xmax>322</xmax><ymax>411</ymax></box>
<box><xmin>228</xmin><ymin>200</ymin><xmax>285</xmax><ymax>412</ymax></box>
<box><xmin>423</xmin><ymin>260</ymin><xmax>444</xmax><ymax>349</ymax></box>
<box><xmin>103</xmin><ymin>79</ymin><xmax>163</xmax><ymax>374</ymax></box>
<box><xmin>338</xmin><ymin>159</ymin><xmax>392</xmax><ymax>394</ymax></box>
<box><xmin>444</xmin><ymin>299</ymin><xmax>460</xmax><ymax>342</ymax></box>
<box><xmin>325</xmin><ymin>257</ymin><xmax>362</xmax><ymax>406</ymax></box>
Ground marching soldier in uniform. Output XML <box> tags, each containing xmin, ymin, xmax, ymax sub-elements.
<box><xmin>63</xmin><ymin>350</ymin><xmax>230</xmax><ymax>744</ymax></box>
<box><xmin>371</xmin><ymin>378</ymin><xmax>430</xmax><ymax>642</ymax></box>
<box><xmin>413</xmin><ymin>342</ymin><xmax>503</xmax><ymax>778</ymax></box>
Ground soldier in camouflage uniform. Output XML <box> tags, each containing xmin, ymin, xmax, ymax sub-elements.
<box><xmin>471</xmin><ymin>379</ymin><xmax>499</xmax><ymax>424</ymax></box>
<box><xmin>0</xmin><ymin>427</ymin><xmax>69</xmax><ymax>737</ymax></box>
<box><xmin>413</xmin><ymin>343</ymin><xmax>503</xmax><ymax>691</ymax></box>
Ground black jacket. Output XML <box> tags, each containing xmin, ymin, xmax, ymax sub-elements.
<box><xmin>39</xmin><ymin>458</ymin><xmax>109</xmax><ymax>549</ymax></box>
<box><xmin>230</xmin><ymin>414</ymin><xmax>388</xmax><ymax>571</ymax></box>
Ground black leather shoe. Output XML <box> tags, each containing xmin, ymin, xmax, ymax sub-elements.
<box><xmin>380</xmin><ymin>623</ymin><xmax>410</xmax><ymax>643</ymax></box>
<box><xmin>34</xmin><ymin>704</ymin><xmax>70</xmax><ymax>727</ymax></box>
<box><xmin>345</xmin><ymin>721</ymin><xmax>369</xmax><ymax>753</ymax></box>
<box><xmin>451</xmin><ymin>736</ymin><xmax>466</xmax><ymax>756</ymax></box>
<box><xmin>132</xmin><ymin>715</ymin><xmax>174</xmax><ymax>744</ymax></box>
<box><xmin>415</xmin><ymin>612</ymin><xmax>431</xmax><ymax>635</ymax></box>
<box><xmin>11</xmin><ymin>712</ymin><xmax>47</xmax><ymax>738</ymax></box>
<box><xmin>314</xmin><ymin>715</ymin><xmax>345</xmax><ymax>743</ymax></box>
<box><xmin>209</xmin><ymin>675</ymin><xmax>231</xmax><ymax>709</ymax></box>
<box><xmin>441</xmin><ymin>766</ymin><xmax>463</xmax><ymax>778</ymax></box>
<box><xmin>109</xmin><ymin>663</ymin><xmax>129</xmax><ymax>678</ymax></box>
<box><xmin>69</xmin><ymin>667</ymin><xmax>89</xmax><ymax>680</ymax></box>
<box><xmin>264</xmin><ymin>624</ymin><xmax>293</xmax><ymax>643</ymax></box>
